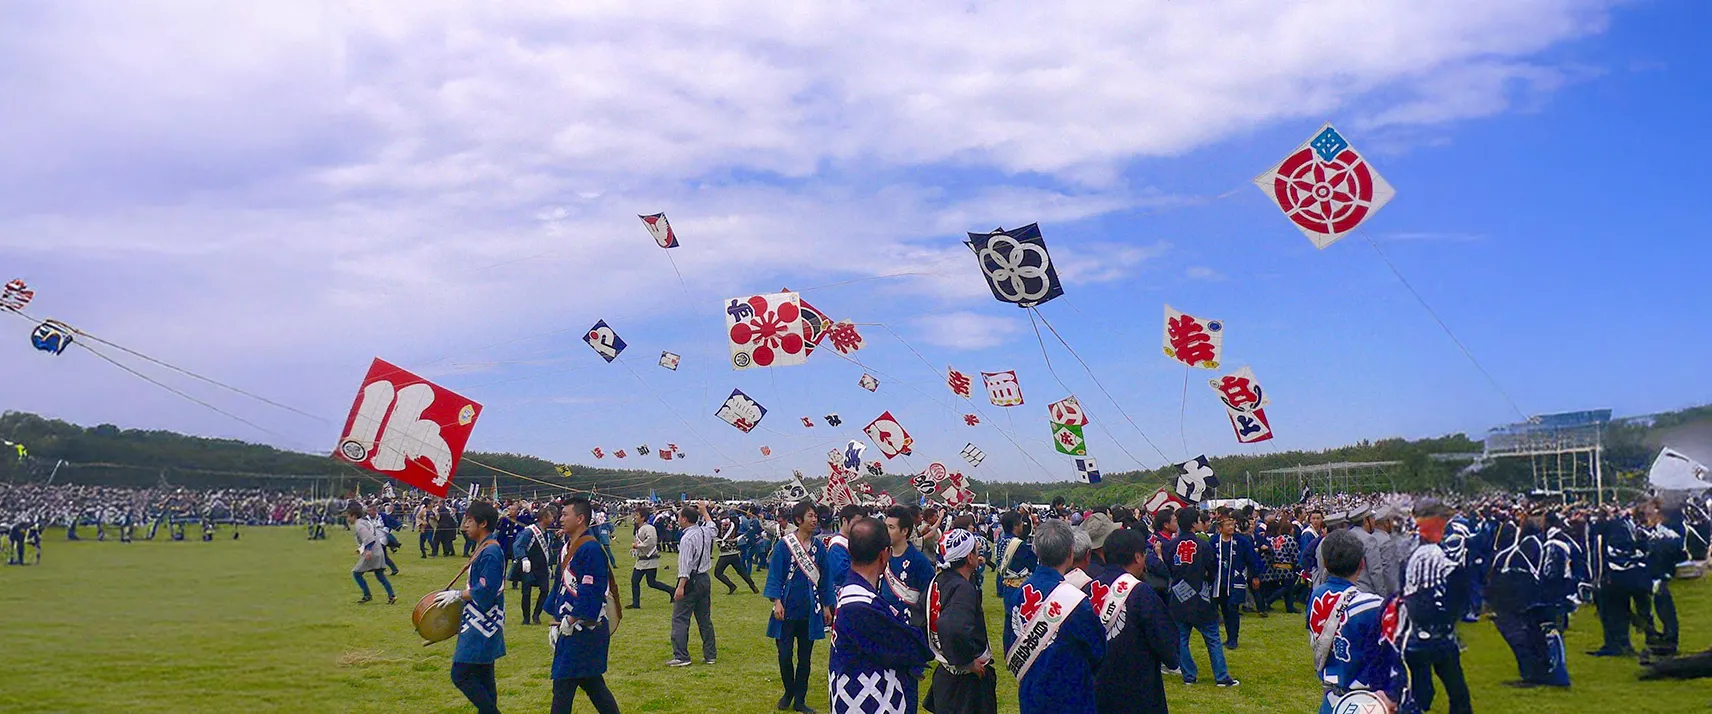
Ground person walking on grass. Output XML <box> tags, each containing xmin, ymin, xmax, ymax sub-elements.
<box><xmin>668</xmin><ymin>502</ymin><xmax>718</xmax><ymax>667</ymax></box>
<box><xmin>629</xmin><ymin>506</ymin><xmax>676</xmax><ymax>609</ymax></box>
<box><xmin>346</xmin><ymin>502</ymin><xmax>395</xmax><ymax>605</ymax></box>
<box><xmin>548</xmin><ymin>496</ymin><xmax>622</xmax><ymax>714</ymax></box>
<box><xmin>765</xmin><ymin>500</ymin><xmax>835</xmax><ymax>713</ymax></box>
<box><xmin>430</xmin><ymin>500</ymin><xmax>507</xmax><ymax>714</ymax></box>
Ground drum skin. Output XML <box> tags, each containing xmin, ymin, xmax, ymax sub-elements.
<box><xmin>413</xmin><ymin>592</ymin><xmax>462</xmax><ymax>644</ymax></box>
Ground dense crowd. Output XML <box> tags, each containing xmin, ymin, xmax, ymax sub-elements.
<box><xmin>0</xmin><ymin>483</ymin><xmax>319</xmax><ymax>527</ymax></box>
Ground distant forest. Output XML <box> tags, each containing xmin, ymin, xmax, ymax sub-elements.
<box><xmin>1</xmin><ymin>406</ymin><xmax>1700</xmax><ymax>506</ymax></box>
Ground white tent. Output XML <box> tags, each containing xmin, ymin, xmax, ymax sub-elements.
<box><xmin>1649</xmin><ymin>447</ymin><xmax>1711</xmax><ymax>492</ymax></box>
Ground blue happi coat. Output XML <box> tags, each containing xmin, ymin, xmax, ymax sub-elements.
<box><xmin>1308</xmin><ymin>576</ymin><xmax>1405</xmax><ymax>714</ymax></box>
<box><xmin>1002</xmin><ymin>565</ymin><xmax>1105</xmax><ymax>714</ymax></box>
<box><xmin>996</xmin><ymin>534</ymin><xmax>1037</xmax><ymax>601</ymax></box>
<box><xmin>883</xmin><ymin>544</ymin><xmax>935</xmax><ymax>626</ymax></box>
<box><xmin>829</xmin><ymin>572</ymin><xmax>932</xmax><ymax>714</ymax></box>
<box><xmin>765</xmin><ymin>533</ymin><xmax>835</xmax><ymax>639</ymax></box>
<box><xmin>453</xmin><ymin>540</ymin><xmax>507</xmax><ymax>664</ymax></box>
<box><xmin>549</xmin><ymin>536</ymin><xmax>612</xmax><ymax>679</ymax></box>
<box><xmin>827</xmin><ymin>535</ymin><xmax>852</xmax><ymax>595</ymax></box>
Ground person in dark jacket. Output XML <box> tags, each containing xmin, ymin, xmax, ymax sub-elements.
<box><xmin>1209</xmin><ymin>516</ymin><xmax>1260</xmax><ymax>648</ymax></box>
<box><xmin>1589</xmin><ymin>506</ymin><xmax>1651</xmax><ymax>657</ymax></box>
<box><xmin>926</xmin><ymin>528</ymin><xmax>997</xmax><ymax>714</ymax></box>
<box><xmin>1166</xmin><ymin>506</ymin><xmax>1236</xmax><ymax>687</ymax></box>
<box><xmin>1640</xmin><ymin>503</ymin><xmax>1685</xmax><ymax>660</ymax></box>
<box><xmin>1402</xmin><ymin>498</ymin><xmax>1472</xmax><ymax>714</ymax></box>
<box><xmin>1093</xmin><ymin>529</ymin><xmax>1179</xmax><ymax>714</ymax></box>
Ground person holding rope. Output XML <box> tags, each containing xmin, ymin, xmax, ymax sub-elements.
<box><xmin>763</xmin><ymin>500</ymin><xmax>834</xmax><ymax>713</ymax></box>
<box><xmin>429</xmin><ymin>500</ymin><xmax>507</xmax><ymax>714</ymax></box>
<box><xmin>547</xmin><ymin>496</ymin><xmax>622</xmax><ymax>714</ymax></box>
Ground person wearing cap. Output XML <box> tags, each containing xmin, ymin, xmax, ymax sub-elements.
<box><xmin>1081</xmin><ymin>512</ymin><xmax>1119</xmax><ymax>577</ymax></box>
<box><xmin>1349</xmin><ymin>506</ymin><xmax>1388</xmax><ymax>596</ymax></box>
<box><xmin>1401</xmin><ymin>498</ymin><xmax>1473</xmax><ymax>714</ymax></box>
<box><xmin>925</xmin><ymin>528</ymin><xmax>997</xmax><ymax>714</ymax></box>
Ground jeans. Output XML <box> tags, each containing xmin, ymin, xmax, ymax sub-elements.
<box><xmin>550</xmin><ymin>675</ymin><xmax>620</xmax><ymax>714</ymax></box>
<box><xmin>419</xmin><ymin>531</ymin><xmax>432</xmax><ymax>557</ymax></box>
<box><xmin>1213</xmin><ymin>594</ymin><xmax>1243</xmax><ymax>647</ymax></box>
<box><xmin>450</xmin><ymin>662</ymin><xmax>500</xmax><ymax>714</ymax></box>
<box><xmin>1648</xmin><ymin>580</ymin><xmax>1678</xmax><ymax>653</ymax></box>
<box><xmin>1176</xmin><ymin>619</ymin><xmax>1230</xmax><ymax>683</ymax></box>
<box><xmin>671</xmin><ymin>573</ymin><xmax>717</xmax><ymax>661</ymax></box>
<box><xmin>632</xmin><ymin>567</ymin><xmax>676</xmax><ymax>606</ymax></box>
<box><xmin>353</xmin><ymin>570</ymin><xmax>394</xmax><ymax>600</ymax></box>
<box><xmin>1404</xmin><ymin>640</ymin><xmax>1471</xmax><ymax>714</ymax></box>
<box><xmin>774</xmin><ymin>618</ymin><xmax>814</xmax><ymax>707</ymax></box>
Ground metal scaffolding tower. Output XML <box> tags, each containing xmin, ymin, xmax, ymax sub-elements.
<box><xmin>1482</xmin><ymin>409</ymin><xmax>1609</xmax><ymax>504</ymax></box>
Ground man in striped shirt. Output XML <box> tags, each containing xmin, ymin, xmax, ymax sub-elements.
<box><xmin>669</xmin><ymin>502</ymin><xmax>719</xmax><ymax>667</ymax></box>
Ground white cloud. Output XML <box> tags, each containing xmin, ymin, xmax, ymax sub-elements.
<box><xmin>911</xmin><ymin>312</ymin><xmax>1026</xmax><ymax>350</ymax></box>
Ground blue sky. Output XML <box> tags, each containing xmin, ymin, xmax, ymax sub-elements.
<box><xmin>3</xmin><ymin>0</ymin><xmax>1708</xmax><ymax>483</ymax></box>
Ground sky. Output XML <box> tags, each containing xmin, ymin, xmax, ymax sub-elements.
<box><xmin>3</xmin><ymin>0</ymin><xmax>1709</xmax><ymax>484</ymax></box>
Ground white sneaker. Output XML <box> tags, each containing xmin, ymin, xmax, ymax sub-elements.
<box><xmin>666</xmin><ymin>658</ymin><xmax>693</xmax><ymax>667</ymax></box>
<box><xmin>704</xmin><ymin>658</ymin><xmax>717</xmax><ymax>665</ymax></box>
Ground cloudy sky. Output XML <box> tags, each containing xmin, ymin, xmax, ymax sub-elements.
<box><xmin>4</xmin><ymin>0</ymin><xmax>1708</xmax><ymax>483</ymax></box>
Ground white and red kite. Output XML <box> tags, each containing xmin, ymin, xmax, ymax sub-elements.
<box><xmin>982</xmin><ymin>370</ymin><xmax>1024</xmax><ymax>407</ymax></box>
<box><xmin>797</xmin><ymin>294</ymin><xmax>834</xmax><ymax>356</ymax></box>
<box><xmin>1209</xmin><ymin>366</ymin><xmax>1274</xmax><ymax>444</ymax></box>
<box><xmin>659</xmin><ymin>351</ymin><xmax>681</xmax><ymax>371</ymax></box>
<box><xmin>946</xmin><ymin>366</ymin><xmax>973</xmax><ymax>399</ymax></box>
<box><xmin>1</xmin><ymin>279</ymin><xmax>34</xmax><ymax>312</ymax></box>
<box><xmin>760</xmin><ymin>446</ymin><xmax>773</xmax><ymax>457</ymax></box>
<box><xmin>591</xmin><ymin>447</ymin><xmax>605</xmax><ymax>459</ymax></box>
<box><xmin>1048</xmin><ymin>395</ymin><xmax>1087</xmax><ymax>426</ymax></box>
<box><xmin>1142</xmin><ymin>487</ymin><xmax>1189</xmax><ymax>515</ymax></box>
<box><xmin>615</xmin><ymin>449</ymin><xmax>628</xmax><ymax>459</ymax></box>
<box><xmin>863</xmin><ymin>411</ymin><xmax>914</xmax><ymax>459</ymax></box>
<box><xmin>640</xmin><ymin>212</ymin><xmax>679</xmax><ymax>249</ymax></box>
<box><xmin>724</xmin><ymin>292</ymin><xmax>807</xmax><ymax>370</ymax></box>
<box><xmin>715</xmin><ymin>388</ymin><xmax>767</xmax><ymax>433</ymax></box>
<box><xmin>825</xmin><ymin>320</ymin><xmax>865</xmax><ymax>356</ymax></box>
<box><xmin>858</xmin><ymin>373</ymin><xmax>879</xmax><ymax>392</ymax></box>
<box><xmin>963</xmin><ymin>414</ymin><xmax>980</xmax><ymax>426</ymax></box>
<box><xmin>1254</xmin><ymin>123</ymin><xmax>1395</xmax><ymax>249</ymax></box>
<box><xmin>1163</xmin><ymin>305</ymin><xmax>1223</xmax><ymax>369</ymax></box>
<box><xmin>801</xmin><ymin>417</ymin><xmax>815</xmax><ymax>428</ymax></box>
<box><xmin>334</xmin><ymin>358</ymin><xmax>481</xmax><ymax>498</ymax></box>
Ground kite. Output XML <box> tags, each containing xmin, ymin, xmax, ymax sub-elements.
<box><xmin>659</xmin><ymin>351</ymin><xmax>681</xmax><ymax>371</ymax></box>
<box><xmin>982</xmin><ymin>370</ymin><xmax>1024</xmax><ymax>407</ymax></box>
<box><xmin>773</xmin><ymin>475</ymin><xmax>810</xmax><ymax>504</ymax></box>
<box><xmin>637</xmin><ymin>445</ymin><xmax>651</xmax><ymax>456</ymax></box>
<box><xmin>961</xmin><ymin>443</ymin><xmax>986</xmax><ymax>468</ymax></box>
<box><xmin>863</xmin><ymin>412</ymin><xmax>914</xmax><ymax>459</ymax></box>
<box><xmin>1209</xmin><ymin>366</ymin><xmax>1274</xmax><ymax>444</ymax></box>
<box><xmin>1142</xmin><ymin>487</ymin><xmax>1190</xmax><ymax>515</ymax></box>
<box><xmin>583</xmin><ymin>320</ymin><xmax>626</xmax><ymax>363</ymax></box>
<box><xmin>1075</xmin><ymin>457</ymin><xmax>1101</xmax><ymax>485</ymax></box>
<box><xmin>29</xmin><ymin>320</ymin><xmax>73</xmax><ymax>355</ymax></box>
<box><xmin>640</xmin><ymin>212</ymin><xmax>679</xmax><ymax>249</ymax></box>
<box><xmin>1163</xmin><ymin>305</ymin><xmax>1223</xmax><ymax>369</ymax></box>
<box><xmin>555</xmin><ymin>464</ymin><xmax>574</xmax><ymax>477</ymax></box>
<box><xmin>660</xmin><ymin>450</ymin><xmax>674</xmax><ymax>460</ymax></box>
<box><xmin>760</xmin><ymin>446</ymin><xmax>772</xmax><ymax>457</ymax></box>
<box><xmin>967</xmin><ymin>223</ymin><xmax>1063</xmax><ymax>308</ymax></box>
<box><xmin>825</xmin><ymin>320</ymin><xmax>865</xmax><ymax>355</ymax></box>
<box><xmin>821</xmin><ymin>468</ymin><xmax>859</xmax><ymax>509</ymax></box>
<box><xmin>825</xmin><ymin>414</ymin><xmax>842</xmax><ymax>427</ymax></box>
<box><xmin>724</xmin><ymin>292</ymin><xmax>807</xmax><ymax>369</ymax></box>
<box><xmin>798</xmin><ymin>296</ymin><xmax>834</xmax><ymax>356</ymax></box>
<box><xmin>866</xmin><ymin>461</ymin><xmax>884</xmax><ymax>476</ymax></box>
<box><xmin>946</xmin><ymin>367</ymin><xmax>973</xmax><ymax>399</ymax></box>
<box><xmin>801</xmin><ymin>417</ymin><xmax>815</xmax><ymax>428</ymax></box>
<box><xmin>841</xmin><ymin>440</ymin><xmax>867</xmax><ymax>470</ymax></box>
<box><xmin>615</xmin><ymin>450</ymin><xmax>628</xmax><ymax>459</ymax></box>
<box><xmin>333</xmin><ymin>358</ymin><xmax>481</xmax><ymax>498</ymax></box>
<box><xmin>666</xmin><ymin>443</ymin><xmax>682</xmax><ymax>458</ymax></box>
<box><xmin>1174</xmin><ymin>455</ymin><xmax>1219</xmax><ymax>503</ymax></box>
<box><xmin>858</xmin><ymin>374</ymin><xmax>879</xmax><ymax>392</ymax></box>
<box><xmin>1050</xmin><ymin>422</ymin><xmax>1087</xmax><ymax>457</ymax></box>
<box><xmin>911</xmin><ymin>462</ymin><xmax>949</xmax><ymax>496</ymax></box>
<box><xmin>591</xmin><ymin>447</ymin><xmax>605</xmax><ymax>459</ymax></box>
<box><xmin>1</xmin><ymin>279</ymin><xmax>34</xmax><ymax>312</ymax></box>
<box><xmin>1253</xmin><ymin>123</ymin><xmax>1395</xmax><ymax>249</ymax></box>
<box><xmin>1048</xmin><ymin>395</ymin><xmax>1087</xmax><ymax>427</ymax></box>
<box><xmin>963</xmin><ymin>414</ymin><xmax>980</xmax><ymax>426</ymax></box>
<box><xmin>715</xmin><ymin>389</ymin><xmax>767</xmax><ymax>433</ymax></box>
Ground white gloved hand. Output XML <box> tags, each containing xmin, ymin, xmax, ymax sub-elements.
<box><xmin>547</xmin><ymin>624</ymin><xmax>561</xmax><ymax>648</ymax></box>
<box><xmin>432</xmin><ymin>589</ymin><xmax>463</xmax><ymax>608</ymax></box>
<box><xmin>521</xmin><ymin>559</ymin><xmax>532</xmax><ymax>574</ymax></box>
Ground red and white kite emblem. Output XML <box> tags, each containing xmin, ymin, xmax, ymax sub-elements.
<box><xmin>1254</xmin><ymin>123</ymin><xmax>1395</xmax><ymax>249</ymax></box>
<box><xmin>946</xmin><ymin>367</ymin><xmax>974</xmax><ymax>398</ymax></box>
<box><xmin>334</xmin><ymin>358</ymin><xmax>481</xmax><ymax>498</ymax></box>
<box><xmin>1048</xmin><ymin>395</ymin><xmax>1087</xmax><ymax>426</ymax></box>
<box><xmin>982</xmin><ymin>370</ymin><xmax>1023</xmax><ymax>407</ymax></box>
<box><xmin>724</xmin><ymin>292</ymin><xmax>807</xmax><ymax>370</ymax></box>
<box><xmin>640</xmin><ymin>212</ymin><xmax>679</xmax><ymax>249</ymax></box>
<box><xmin>1163</xmin><ymin>305</ymin><xmax>1223</xmax><ymax>369</ymax></box>
<box><xmin>863</xmin><ymin>411</ymin><xmax>914</xmax><ymax>459</ymax></box>
<box><xmin>1209</xmin><ymin>366</ymin><xmax>1273</xmax><ymax>444</ymax></box>
<box><xmin>591</xmin><ymin>447</ymin><xmax>605</xmax><ymax>459</ymax></box>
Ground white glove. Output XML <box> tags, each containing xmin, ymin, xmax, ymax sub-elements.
<box><xmin>547</xmin><ymin>624</ymin><xmax>561</xmax><ymax>648</ymax></box>
<box><xmin>521</xmin><ymin>559</ymin><xmax>532</xmax><ymax>574</ymax></box>
<box><xmin>432</xmin><ymin>590</ymin><xmax>463</xmax><ymax>608</ymax></box>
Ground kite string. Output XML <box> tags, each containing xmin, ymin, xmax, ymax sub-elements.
<box><xmin>1359</xmin><ymin>230</ymin><xmax>1527</xmax><ymax>420</ymax></box>
<box><xmin>1179</xmin><ymin>367</ymin><xmax>1191</xmax><ymax>457</ymax></box>
<box><xmin>1026</xmin><ymin>308</ymin><xmax>1149</xmax><ymax>470</ymax></box>
<box><xmin>617</xmin><ymin>357</ymin><xmax>743</xmax><ymax>468</ymax></box>
<box><xmin>1030</xmin><ymin>310</ymin><xmax>1173</xmax><ymax>465</ymax></box>
<box><xmin>73</xmin><ymin>341</ymin><xmax>298</xmax><ymax>443</ymax></box>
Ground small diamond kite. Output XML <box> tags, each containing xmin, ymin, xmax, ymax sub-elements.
<box><xmin>858</xmin><ymin>374</ymin><xmax>879</xmax><ymax>392</ymax></box>
<box><xmin>640</xmin><ymin>212</ymin><xmax>679</xmax><ymax>249</ymax></box>
<box><xmin>982</xmin><ymin>370</ymin><xmax>1023</xmax><ymax>407</ymax></box>
<box><xmin>1163</xmin><ymin>305</ymin><xmax>1223</xmax><ymax>370</ymax></box>
<box><xmin>961</xmin><ymin>443</ymin><xmax>986</xmax><ymax>468</ymax></box>
<box><xmin>584</xmin><ymin>320</ymin><xmax>626</xmax><ymax>363</ymax></box>
<box><xmin>659</xmin><ymin>351</ymin><xmax>681</xmax><ymax>370</ymax></box>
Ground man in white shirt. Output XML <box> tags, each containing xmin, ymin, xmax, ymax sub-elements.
<box><xmin>630</xmin><ymin>506</ymin><xmax>676</xmax><ymax>609</ymax></box>
<box><xmin>668</xmin><ymin>503</ymin><xmax>719</xmax><ymax>667</ymax></box>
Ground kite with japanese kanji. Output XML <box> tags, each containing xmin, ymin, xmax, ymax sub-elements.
<box><xmin>584</xmin><ymin>319</ymin><xmax>626</xmax><ymax>363</ymax></box>
<box><xmin>1163</xmin><ymin>305</ymin><xmax>1223</xmax><ymax>369</ymax></box>
<box><xmin>724</xmin><ymin>292</ymin><xmax>807</xmax><ymax>369</ymax></box>
<box><xmin>1</xmin><ymin>279</ymin><xmax>34</xmax><ymax>312</ymax></box>
<box><xmin>1048</xmin><ymin>395</ymin><xmax>1087</xmax><ymax>427</ymax></box>
<box><xmin>982</xmin><ymin>370</ymin><xmax>1023</xmax><ymax>407</ymax></box>
<box><xmin>1209</xmin><ymin>366</ymin><xmax>1274</xmax><ymax>444</ymax></box>
<box><xmin>963</xmin><ymin>414</ymin><xmax>980</xmax><ymax>426</ymax></box>
<box><xmin>333</xmin><ymin>358</ymin><xmax>482</xmax><ymax>498</ymax></box>
<box><xmin>824</xmin><ymin>413</ymin><xmax>842</xmax><ymax>427</ymax></box>
<box><xmin>715</xmin><ymin>388</ymin><xmax>767</xmax><ymax>433</ymax></box>
<box><xmin>946</xmin><ymin>367</ymin><xmax>974</xmax><ymax>399</ymax></box>
<box><xmin>591</xmin><ymin>447</ymin><xmax>605</xmax><ymax>459</ymax></box>
<box><xmin>966</xmin><ymin>223</ymin><xmax>1063</xmax><ymax>308</ymax></box>
<box><xmin>825</xmin><ymin>320</ymin><xmax>865</xmax><ymax>355</ymax></box>
<box><xmin>1050</xmin><ymin>422</ymin><xmax>1087</xmax><ymax>456</ymax></box>
<box><xmin>1253</xmin><ymin>123</ymin><xmax>1395</xmax><ymax>249</ymax></box>
<box><xmin>1174</xmin><ymin>455</ymin><xmax>1219</xmax><ymax>503</ymax></box>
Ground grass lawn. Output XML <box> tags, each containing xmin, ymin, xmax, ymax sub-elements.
<box><xmin>0</xmin><ymin>526</ymin><xmax>1705</xmax><ymax>713</ymax></box>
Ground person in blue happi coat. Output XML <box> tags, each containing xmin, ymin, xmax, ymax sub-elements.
<box><xmin>428</xmin><ymin>500</ymin><xmax>507</xmax><ymax>714</ymax></box>
<box><xmin>546</xmin><ymin>496</ymin><xmax>621</xmax><ymax>714</ymax></box>
<box><xmin>1307</xmin><ymin>529</ymin><xmax>1407</xmax><ymax>714</ymax></box>
<box><xmin>882</xmin><ymin>505</ymin><xmax>935</xmax><ymax>629</ymax></box>
<box><xmin>1003</xmin><ymin>518</ymin><xmax>1105</xmax><ymax>714</ymax></box>
<box><xmin>514</xmin><ymin>511</ymin><xmax>553</xmax><ymax>625</ymax></box>
<box><xmin>1640</xmin><ymin>503</ymin><xmax>1686</xmax><ymax>661</ymax></box>
<box><xmin>1210</xmin><ymin>515</ymin><xmax>1261</xmax><ymax>649</ymax></box>
<box><xmin>995</xmin><ymin>510</ymin><xmax>1036</xmax><ymax>604</ymax></box>
<box><xmin>1166</xmin><ymin>506</ymin><xmax>1237</xmax><ymax>687</ymax></box>
<box><xmin>829</xmin><ymin>517</ymin><xmax>932</xmax><ymax>714</ymax></box>
<box><xmin>1589</xmin><ymin>505</ymin><xmax>1651</xmax><ymax>657</ymax></box>
<box><xmin>765</xmin><ymin>500</ymin><xmax>836</xmax><ymax>713</ymax></box>
<box><xmin>826</xmin><ymin>504</ymin><xmax>863</xmax><ymax>595</ymax></box>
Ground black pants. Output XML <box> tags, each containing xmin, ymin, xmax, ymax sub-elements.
<box><xmin>550</xmin><ymin>676</ymin><xmax>620</xmax><ymax>714</ymax></box>
<box><xmin>774</xmin><ymin>619</ymin><xmax>814</xmax><ymax>707</ymax></box>
<box><xmin>715</xmin><ymin>554</ymin><xmax>757</xmax><ymax>593</ymax></box>
<box><xmin>437</xmin><ymin>531</ymin><xmax>456</xmax><ymax>556</ymax></box>
<box><xmin>1405</xmin><ymin>642</ymin><xmax>1472</xmax><ymax>714</ymax></box>
<box><xmin>520</xmin><ymin>577</ymin><xmax>549</xmax><ymax>625</ymax></box>
<box><xmin>632</xmin><ymin>567</ymin><xmax>675</xmax><ymax>606</ymax></box>
<box><xmin>1597</xmin><ymin>582</ymin><xmax>1648</xmax><ymax>653</ymax></box>
<box><xmin>1495</xmin><ymin>609</ymin><xmax>1547</xmax><ymax>682</ymax></box>
<box><xmin>1647</xmin><ymin>581</ymin><xmax>1679</xmax><ymax>654</ymax></box>
<box><xmin>450</xmin><ymin>662</ymin><xmax>500</xmax><ymax>714</ymax></box>
<box><xmin>1212</xmin><ymin>594</ymin><xmax>1242</xmax><ymax>647</ymax></box>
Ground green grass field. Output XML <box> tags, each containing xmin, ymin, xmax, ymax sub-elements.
<box><xmin>0</xmin><ymin>526</ymin><xmax>1704</xmax><ymax>713</ymax></box>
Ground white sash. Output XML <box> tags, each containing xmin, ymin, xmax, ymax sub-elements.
<box><xmin>1309</xmin><ymin>589</ymin><xmax>1357</xmax><ymax>672</ymax></box>
<box><xmin>1004</xmin><ymin>581</ymin><xmax>1088</xmax><ymax>680</ymax></box>
<box><xmin>1092</xmin><ymin>573</ymin><xmax>1141</xmax><ymax>639</ymax></box>
<box><xmin>884</xmin><ymin>561</ymin><xmax>921</xmax><ymax>605</ymax></box>
<box><xmin>784</xmin><ymin>532</ymin><xmax>820</xmax><ymax>589</ymax></box>
<box><xmin>1063</xmin><ymin>568</ymin><xmax>1092</xmax><ymax>591</ymax></box>
<box><xmin>829</xmin><ymin>534</ymin><xmax>849</xmax><ymax>551</ymax></box>
<box><xmin>925</xmin><ymin>576</ymin><xmax>991</xmax><ymax>674</ymax></box>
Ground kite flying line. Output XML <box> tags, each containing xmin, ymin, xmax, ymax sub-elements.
<box><xmin>1358</xmin><ymin>229</ymin><xmax>1527</xmax><ymax>421</ymax></box>
<box><xmin>1030</xmin><ymin>309</ymin><xmax>1173</xmax><ymax>465</ymax></box>
<box><xmin>1025</xmin><ymin>309</ymin><xmax>1150</xmax><ymax>471</ymax></box>
<box><xmin>1178</xmin><ymin>367</ymin><xmax>1191</xmax><ymax>458</ymax></box>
